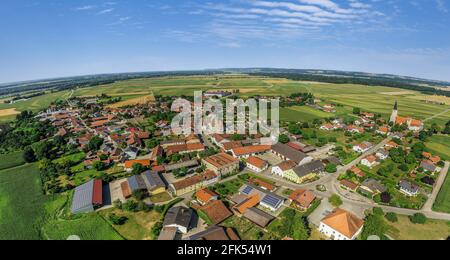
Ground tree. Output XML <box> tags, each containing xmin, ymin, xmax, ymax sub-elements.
<box><xmin>288</xmin><ymin>124</ymin><xmax>302</xmax><ymax>135</ymax></box>
<box><xmin>132</xmin><ymin>190</ymin><xmax>146</xmax><ymax>201</ymax></box>
<box><xmin>109</xmin><ymin>214</ymin><xmax>128</xmax><ymax>225</ymax></box>
<box><xmin>132</xmin><ymin>163</ymin><xmax>145</xmax><ymax>175</ymax></box>
<box><xmin>361</xmin><ymin>213</ymin><xmax>388</xmax><ymax>240</ymax></box>
<box><xmin>93</xmin><ymin>161</ymin><xmax>105</xmax><ymax>171</ymax></box>
<box><xmin>87</xmin><ymin>136</ymin><xmax>103</xmax><ymax>151</ymax></box>
<box><xmin>32</xmin><ymin>141</ymin><xmax>54</xmax><ymax>160</ymax></box>
<box><xmin>329</xmin><ymin>194</ymin><xmax>343</xmax><ymax>207</ymax></box>
<box><xmin>23</xmin><ymin>146</ymin><xmax>37</xmax><ymax>163</ymax></box>
<box><xmin>380</xmin><ymin>192</ymin><xmax>391</xmax><ymax>204</ymax></box>
<box><xmin>278</xmin><ymin>134</ymin><xmax>290</xmax><ymax>144</ymax></box>
<box><xmin>325</xmin><ymin>164</ymin><xmax>337</xmax><ymax>173</ymax></box>
<box><xmin>373</xmin><ymin>207</ymin><xmax>384</xmax><ymax>216</ymax></box>
<box><xmin>409</xmin><ymin>213</ymin><xmax>427</xmax><ymax>224</ymax></box>
<box><xmin>353</xmin><ymin>107</ymin><xmax>361</xmax><ymax>115</ymax></box>
<box><xmin>385</xmin><ymin>212</ymin><xmax>398</xmax><ymax>223</ymax></box>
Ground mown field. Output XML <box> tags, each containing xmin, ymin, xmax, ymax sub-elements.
<box><xmin>425</xmin><ymin>135</ymin><xmax>450</xmax><ymax>161</ymax></box>
<box><xmin>0</xmin><ymin>164</ymin><xmax>58</xmax><ymax>239</ymax></box>
<box><xmin>433</xmin><ymin>168</ymin><xmax>450</xmax><ymax>214</ymax></box>
<box><xmin>0</xmin><ymin>151</ymin><xmax>25</xmax><ymax>170</ymax></box>
<box><xmin>386</xmin><ymin>215</ymin><xmax>450</xmax><ymax>240</ymax></box>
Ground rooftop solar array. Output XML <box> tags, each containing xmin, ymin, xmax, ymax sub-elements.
<box><xmin>71</xmin><ymin>180</ymin><xmax>95</xmax><ymax>214</ymax></box>
<box><xmin>261</xmin><ymin>194</ymin><xmax>282</xmax><ymax>209</ymax></box>
<box><xmin>242</xmin><ymin>185</ymin><xmax>254</xmax><ymax>195</ymax></box>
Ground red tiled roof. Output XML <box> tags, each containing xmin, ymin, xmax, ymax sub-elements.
<box><xmin>196</xmin><ymin>189</ymin><xmax>218</xmax><ymax>204</ymax></box>
<box><xmin>92</xmin><ymin>179</ymin><xmax>103</xmax><ymax>205</ymax></box>
<box><xmin>289</xmin><ymin>189</ymin><xmax>316</xmax><ymax>209</ymax></box>
<box><xmin>232</xmin><ymin>145</ymin><xmax>271</xmax><ymax>156</ymax></box>
<box><xmin>124</xmin><ymin>159</ymin><xmax>151</xmax><ymax>169</ymax></box>
<box><xmin>246</xmin><ymin>156</ymin><xmax>268</xmax><ymax>169</ymax></box>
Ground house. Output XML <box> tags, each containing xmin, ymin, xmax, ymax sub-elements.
<box><xmin>250</xmin><ymin>178</ymin><xmax>276</xmax><ymax>192</ymax></box>
<box><xmin>188</xmin><ymin>226</ymin><xmax>240</xmax><ymax>241</ymax></box>
<box><xmin>376</xmin><ymin>149</ymin><xmax>389</xmax><ymax>160</ymax></box>
<box><xmin>271</xmin><ymin>143</ymin><xmax>313</xmax><ymax>166</ymax></box>
<box><xmin>361</xmin><ymin>155</ymin><xmax>377</xmax><ymax>168</ymax></box>
<box><xmin>350</xmin><ymin>166</ymin><xmax>365</xmax><ymax>178</ymax></box>
<box><xmin>199</xmin><ymin>200</ymin><xmax>233</xmax><ymax>225</ymax></box>
<box><xmin>289</xmin><ymin>189</ymin><xmax>316</xmax><ymax>210</ymax></box>
<box><xmin>420</xmin><ymin>160</ymin><xmax>438</xmax><ymax>173</ymax></box>
<box><xmin>211</xmin><ymin>134</ymin><xmax>231</xmax><ymax>147</ymax></box>
<box><xmin>71</xmin><ymin>179</ymin><xmax>103</xmax><ymax>214</ymax></box>
<box><xmin>231</xmin><ymin>145</ymin><xmax>271</xmax><ymax>159</ymax></box>
<box><xmin>196</xmin><ymin>189</ymin><xmax>218</xmax><ymax>205</ymax></box>
<box><xmin>423</xmin><ymin>152</ymin><xmax>441</xmax><ymax>164</ymax></box>
<box><xmin>141</xmin><ymin>171</ymin><xmax>166</xmax><ymax>195</ymax></box>
<box><xmin>166</xmin><ymin>143</ymin><xmax>205</xmax><ymax>156</ymax></box>
<box><xmin>322</xmin><ymin>156</ymin><xmax>342</xmax><ymax>166</ymax></box>
<box><xmin>123</xmin><ymin>146</ymin><xmax>139</xmax><ymax>160</ymax></box>
<box><xmin>347</xmin><ymin>125</ymin><xmax>364</xmax><ymax>134</ymax></box>
<box><xmin>399</xmin><ymin>180</ymin><xmax>419</xmax><ymax>197</ymax></box>
<box><xmin>360</xmin><ymin>179</ymin><xmax>386</xmax><ymax>197</ymax></box>
<box><xmin>283</xmin><ymin>161</ymin><xmax>324</xmax><ymax>184</ymax></box>
<box><xmin>127</xmin><ymin>175</ymin><xmax>148</xmax><ymax>195</ymax></box>
<box><xmin>169</xmin><ymin>170</ymin><xmax>219</xmax><ymax>196</ymax></box>
<box><xmin>243</xmin><ymin>207</ymin><xmax>275</xmax><ymax>228</ymax></box>
<box><xmin>376</xmin><ymin>126</ymin><xmax>389</xmax><ymax>136</ymax></box>
<box><xmin>222</xmin><ymin>141</ymin><xmax>243</xmax><ymax>152</ymax></box>
<box><xmin>234</xmin><ymin>184</ymin><xmax>285</xmax><ymax>212</ymax></box>
<box><xmin>158</xmin><ymin>227</ymin><xmax>178</xmax><ymax>241</ymax></box>
<box><xmin>353</xmin><ymin>142</ymin><xmax>373</xmax><ymax>153</ymax></box>
<box><xmin>160</xmin><ymin>139</ymin><xmax>185</xmax><ymax>149</ymax></box>
<box><xmin>163</xmin><ymin>206</ymin><xmax>195</xmax><ymax>234</ymax></box>
<box><xmin>385</xmin><ymin>141</ymin><xmax>399</xmax><ymax>149</ymax></box>
<box><xmin>124</xmin><ymin>159</ymin><xmax>151</xmax><ymax>172</ymax></box>
<box><xmin>246</xmin><ymin>156</ymin><xmax>269</xmax><ymax>173</ymax></box>
<box><xmin>408</xmin><ymin>119</ymin><xmax>424</xmax><ymax>132</ymax></box>
<box><xmin>164</xmin><ymin>160</ymin><xmax>199</xmax><ymax>173</ymax></box>
<box><xmin>203</xmin><ymin>153</ymin><xmax>240</xmax><ymax>176</ymax></box>
<box><xmin>271</xmin><ymin>160</ymin><xmax>297</xmax><ymax>177</ymax></box>
<box><xmin>319</xmin><ymin>208</ymin><xmax>364</xmax><ymax>240</ymax></box>
<box><xmin>320</xmin><ymin>123</ymin><xmax>335</xmax><ymax>131</ymax></box>
<box><xmin>340</xmin><ymin>180</ymin><xmax>359</xmax><ymax>192</ymax></box>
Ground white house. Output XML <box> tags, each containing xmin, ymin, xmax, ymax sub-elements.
<box><xmin>361</xmin><ymin>155</ymin><xmax>377</xmax><ymax>168</ymax></box>
<box><xmin>246</xmin><ymin>156</ymin><xmax>269</xmax><ymax>173</ymax></box>
<box><xmin>399</xmin><ymin>180</ymin><xmax>419</xmax><ymax>197</ymax></box>
<box><xmin>319</xmin><ymin>208</ymin><xmax>364</xmax><ymax>240</ymax></box>
<box><xmin>375</xmin><ymin>149</ymin><xmax>389</xmax><ymax>161</ymax></box>
<box><xmin>353</xmin><ymin>142</ymin><xmax>373</xmax><ymax>153</ymax></box>
<box><xmin>271</xmin><ymin>160</ymin><xmax>297</xmax><ymax>177</ymax></box>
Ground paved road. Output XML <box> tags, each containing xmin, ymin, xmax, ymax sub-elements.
<box><xmin>423</xmin><ymin>161</ymin><xmax>450</xmax><ymax>212</ymax></box>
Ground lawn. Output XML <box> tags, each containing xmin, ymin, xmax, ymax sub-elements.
<box><xmin>42</xmin><ymin>213</ymin><xmax>124</xmax><ymax>240</ymax></box>
<box><xmin>386</xmin><ymin>215</ymin><xmax>450</xmax><ymax>240</ymax></box>
<box><xmin>0</xmin><ymin>150</ymin><xmax>25</xmax><ymax>170</ymax></box>
<box><xmin>433</xmin><ymin>168</ymin><xmax>450</xmax><ymax>213</ymax></box>
<box><xmin>0</xmin><ymin>163</ymin><xmax>62</xmax><ymax>239</ymax></box>
<box><xmin>425</xmin><ymin>135</ymin><xmax>450</xmax><ymax>161</ymax></box>
<box><xmin>150</xmin><ymin>192</ymin><xmax>173</xmax><ymax>203</ymax></box>
<box><xmin>98</xmin><ymin>208</ymin><xmax>161</xmax><ymax>240</ymax></box>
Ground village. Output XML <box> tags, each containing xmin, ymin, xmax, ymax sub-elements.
<box><xmin>36</xmin><ymin>91</ymin><xmax>449</xmax><ymax>241</ymax></box>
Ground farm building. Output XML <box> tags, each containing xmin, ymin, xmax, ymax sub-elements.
<box><xmin>71</xmin><ymin>179</ymin><xmax>103</xmax><ymax>214</ymax></box>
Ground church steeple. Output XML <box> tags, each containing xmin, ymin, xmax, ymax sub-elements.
<box><xmin>390</xmin><ymin>101</ymin><xmax>398</xmax><ymax>123</ymax></box>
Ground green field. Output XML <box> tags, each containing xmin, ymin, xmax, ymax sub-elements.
<box><xmin>426</xmin><ymin>135</ymin><xmax>450</xmax><ymax>161</ymax></box>
<box><xmin>42</xmin><ymin>213</ymin><xmax>123</xmax><ymax>240</ymax></box>
<box><xmin>1</xmin><ymin>75</ymin><xmax>449</xmax><ymax>128</ymax></box>
<box><xmin>433</xmin><ymin>168</ymin><xmax>450</xmax><ymax>213</ymax></box>
<box><xmin>0</xmin><ymin>151</ymin><xmax>25</xmax><ymax>170</ymax></box>
<box><xmin>0</xmin><ymin>164</ymin><xmax>58</xmax><ymax>239</ymax></box>
<box><xmin>386</xmin><ymin>215</ymin><xmax>450</xmax><ymax>240</ymax></box>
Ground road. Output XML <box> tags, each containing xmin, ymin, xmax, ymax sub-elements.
<box><xmin>423</xmin><ymin>108</ymin><xmax>450</xmax><ymax>122</ymax></box>
<box><xmin>423</xmin><ymin>161</ymin><xmax>450</xmax><ymax>212</ymax></box>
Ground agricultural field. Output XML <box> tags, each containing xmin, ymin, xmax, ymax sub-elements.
<box><xmin>0</xmin><ymin>151</ymin><xmax>25</xmax><ymax>170</ymax></box>
<box><xmin>0</xmin><ymin>164</ymin><xmax>61</xmax><ymax>239</ymax></box>
<box><xmin>386</xmin><ymin>215</ymin><xmax>450</xmax><ymax>240</ymax></box>
<box><xmin>425</xmin><ymin>135</ymin><xmax>450</xmax><ymax>161</ymax></box>
<box><xmin>433</xmin><ymin>168</ymin><xmax>450</xmax><ymax>213</ymax></box>
<box><xmin>0</xmin><ymin>75</ymin><xmax>448</xmax><ymax>128</ymax></box>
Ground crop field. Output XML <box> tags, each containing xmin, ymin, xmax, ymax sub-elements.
<box><xmin>281</xmin><ymin>106</ymin><xmax>334</xmax><ymax>122</ymax></box>
<box><xmin>433</xmin><ymin>168</ymin><xmax>450</xmax><ymax>213</ymax></box>
<box><xmin>0</xmin><ymin>164</ymin><xmax>60</xmax><ymax>240</ymax></box>
<box><xmin>106</xmin><ymin>94</ymin><xmax>155</xmax><ymax>109</ymax></box>
<box><xmin>0</xmin><ymin>151</ymin><xmax>25</xmax><ymax>170</ymax></box>
<box><xmin>0</xmin><ymin>108</ymin><xmax>20</xmax><ymax>117</ymax></box>
<box><xmin>1</xmin><ymin>75</ymin><xmax>448</xmax><ymax>127</ymax></box>
<box><xmin>425</xmin><ymin>135</ymin><xmax>450</xmax><ymax>161</ymax></box>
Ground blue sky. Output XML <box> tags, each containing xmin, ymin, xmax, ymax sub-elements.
<box><xmin>1</xmin><ymin>0</ymin><xmax>450</xmax><ymax>83</ymax></box>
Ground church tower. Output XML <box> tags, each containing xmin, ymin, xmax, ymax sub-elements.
<box><xmin>390</xmin><ymin>101</ymin><xmax>398</xmax><ymax>124</ymax></box>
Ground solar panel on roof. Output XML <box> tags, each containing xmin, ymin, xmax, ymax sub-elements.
<box><xmin>242</xmin><ymin>186</ymin><xmax>253</xmax><ymax>195</ymax></box>
<box><xmin>262</xmin><ymin>194</ymin><xmax>282</xmax><ymax>208</ymax></box>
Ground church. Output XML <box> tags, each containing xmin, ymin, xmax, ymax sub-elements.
<box><xmin>389</xmin><ymin>101</ymin><xmax>424</xmax><ymax>132</ymax></box>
